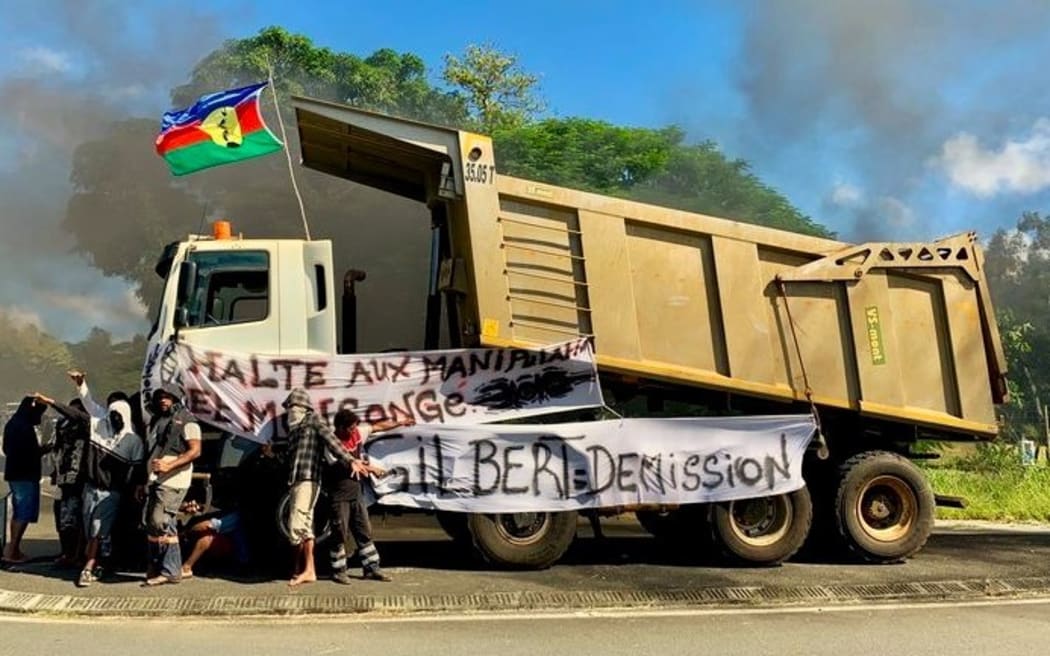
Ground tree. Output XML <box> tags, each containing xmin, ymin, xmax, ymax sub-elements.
<box><xmin>67</xmin><ymin>328</ymin><xmax>148</xmax><ymax>399</ymax></box>
<box><xmin>983</xmin><ymin>212</ymin><xmax>1050</xmax><ymax>447</ymax></box>
<box><xmin>494</xmin><ymin>118</ymin><xmax>831</xmax><ymax>238</ymax></box>
<box><xmin>443</xmin><ymin>43</ymin><xmax>543</xmax><ymax>133</ymax></box>
<box><xmin>0</xmin><ymin>312</ymin><xmax>73</xmax><ymax>406</ymax></box>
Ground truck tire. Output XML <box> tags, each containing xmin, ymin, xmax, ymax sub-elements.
<box><xmin>707</xmin><ymin>488</ymin><xmax>813</xmax><ymax>566</ymax></box>
<box><xmin>467</xmin><ymin>511</ymin><xmax>578</xmax><ymax>569</ymax></box>
<box><xmin>436</xmin><ymin>511</ymin><xmax>471</xmax><ymax>543</ymax></box>
<box><xmin>834</xmin><ymin>451</ymin><xmax>934</xmax><ymax>563</ymax></box>
<box><xmin>275</xmin><ymin>488</ymin><xmax>333</xmax><ymax>544</ymax></box>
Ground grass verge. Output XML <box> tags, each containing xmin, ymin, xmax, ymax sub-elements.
<box><xmin>924</xmin><ymin>464</ymin><xmax>1050</xmax><ymax>522</ymax></box>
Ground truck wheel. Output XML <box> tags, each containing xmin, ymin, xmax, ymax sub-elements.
<box><xmin>436</xmin><ymin>511</ymin><xmax>471</xmax><ymax>543</ymax></box>
<box><xmin>467</xmin><ymin>511</ymin><xmax>577</xmax><ymax>569</ymax></box>
<box><xmin>834</xmin><ymin>451</ymin><xmax>934</xmax><ymax>563</ymax></box>
<box><xmin>707</xmin><ymin>488</ymin><xmax>812</xmax><ymax>566</ymax></box>
<box><xmin>275</xmin><ymin>489</ymin><xmax>332</xmax><ymax>543</ymax></box>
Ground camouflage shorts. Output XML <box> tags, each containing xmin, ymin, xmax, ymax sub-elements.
<box><xmin>57</xmin><ymin>488</ymin><xmax>83</xmax><ymax>533</ymax></box>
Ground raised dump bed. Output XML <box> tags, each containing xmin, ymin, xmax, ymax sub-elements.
<box><xmin>293</xmin><ymin>96</ymin><xmax>1007</xmax><ymax>441</ymax></box>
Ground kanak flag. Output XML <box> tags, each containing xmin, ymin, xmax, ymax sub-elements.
<box><xmin>155</xmin><ymin>82</ymin><xmax>283</xmax><ymax>176</ymax></box>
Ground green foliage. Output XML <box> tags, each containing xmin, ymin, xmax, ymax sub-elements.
<box><xmin>443</xmin><ymin>43</ymin><xmax>543</xmax><ymax>132</ymax></box>
<box><xmin>494</xmin><ymin>119</ymin><xmax>832</xmax><ymax>237</ymax></box>
<box><xmin>951</xmin><ymin>442</ymin><xmax>1026</xmax><ymax>474</ymax></box>
<box><xmin>984</xmin><ymin>212</ymin><xmax>1050</xmax><ymax>443</ymax></box>
<box><xmin>493</xmin><ymin>118</ymin><xmax>679</xmax><ymax>192</ymax></box>
<box><xmin>66</xmin><ymin>328</ymin><xmax>147</xmax><ymax>399</ymax></box>
<box><xmin>924</xmin><ymin>463</ymin><xmax>1050</xmax><ymax>522</ymax></box>
<box><xmin>172</xmin><ymin>26</ymin><xmax>467</xmax><ymax>125</ymax></box>
<box><xmin>0</xmin><ymin>311</ymin><xmax>74</xmax><ymax>405</ymax></box>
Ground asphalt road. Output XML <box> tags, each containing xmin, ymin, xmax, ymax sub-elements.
<box><xmin>3</xmin><ymin>495</ymin><xmax>1050</xmax><ymax>604</ymax></box>
<box><xmin>2</xmin><ymin>599</ymin><xmax>1049</xmax><ymax>656</ymax></box>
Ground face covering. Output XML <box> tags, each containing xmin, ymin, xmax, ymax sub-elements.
<box><xmin>287</xmin><ymin>406</ymin><xmax>307</xmax><ymax>427</ymax></box>
<box><xmin>109</xmin><ymin>410</ymin><xmax>125</xmax><ymax>434</ymax></box>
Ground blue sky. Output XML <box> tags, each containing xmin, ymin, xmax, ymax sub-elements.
<box><xmin>1</xmin><ymin>0</ymin><xmax>1049</xmax><ymax>340</ymax></box>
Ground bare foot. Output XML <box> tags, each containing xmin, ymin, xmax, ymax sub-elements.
<box><xmin>181</xmin><ymin>568</ymin><xmax>194</xmax><ymax>579</ymax></box>
<box><xmin>3</xmin><ymin>550</ymin><xmax>27</xmax><ymax>563</ymax></box>
<box><xmin>288</xmin><ymin>572</ymin><xmax>317</xmax><ymax>588</ymax></box>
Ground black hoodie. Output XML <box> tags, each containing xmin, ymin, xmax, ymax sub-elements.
<box><xmin>3</xmin><ymin>397</ymin><xmax>47</xmax><ymax>482</ymax></box>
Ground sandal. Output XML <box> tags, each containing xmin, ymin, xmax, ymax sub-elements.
<box><xmin>142</xmin><ymin>575</ymin><xmax>180</xmax><ymax>587</ymax></box>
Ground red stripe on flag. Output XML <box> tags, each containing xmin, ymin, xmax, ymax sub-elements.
<box><xmin>156</xmin><ymin>96</ymin><xmax>268</xmax><ymax>156</ymax></box>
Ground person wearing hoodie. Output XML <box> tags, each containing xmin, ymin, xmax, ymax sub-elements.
<box><xmin>68</xmin><ymin>372</ymin><xmax>145</xmax><ymax>588</ymax></box>
<box><xmin>141</xmin><ymin>382</ymin><xmax>200</xmax><ymax>586</ymax></box>
<box><xmin>282</xmin><ymin>388</ymin><xmax>369</xmax><ymax>588</ymax></box>
<box><xmin>31</xmin><ymin>394</ymin><xmax>89</xmax><ymax>567</ymax></box>
<box><xmin>2</xmin><ymin>396</ymin><xmax>48</xmax><ymax>563</ymax></box>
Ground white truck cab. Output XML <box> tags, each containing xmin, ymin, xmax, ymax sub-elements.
<box><xmin>152</xmin><ymin>227</ymin><xmax>337</xmax><ymax>357</ymax></box>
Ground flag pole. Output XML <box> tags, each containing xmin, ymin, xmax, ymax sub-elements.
<box><xmin>265</xmin><ymin>56</ymin><xmax>312</xmax><ymax>241</ymax></box>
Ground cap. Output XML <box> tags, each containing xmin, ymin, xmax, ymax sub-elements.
<box><xmin>282</xmin><ymin>387</ymin><xmax>312</xmax><ymax>410</ymax></box>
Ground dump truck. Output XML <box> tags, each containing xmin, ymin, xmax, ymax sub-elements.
<box><xmin>144</xmin><ymin>96</ymin><xmax>1007</xmax><ymax>568</ymax></box>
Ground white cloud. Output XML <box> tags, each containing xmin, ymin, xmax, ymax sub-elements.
<box><xmin>18</xmin><ymin>46</ymin><xmax>72</xmax><ymax>74</ymax></box>
<box><xmin>0</xmin><ymin>305</ymin><xmax>44</xmax><ymax>330</ymax></box>
<box><xmin>880</xmin><ymin>196</ymin><xmax>916</xmax><ymax>228</ymax></box>
<box><xmin>828</xmin><ymin>182</ymin><xmax>863</xmax><ymax>206</ymax></box>
<box><xmin>933</xmin><ymin>118</ymin><xmax>1050</xmax><ymax>197</ymax></box>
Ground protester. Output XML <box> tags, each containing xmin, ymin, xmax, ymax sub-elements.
<box><xmin>325</xmin><ymin>409</ymin><xmax>408</xmax><ymax>584</ymax></box>
<box><xmin>31</xmin><ymin>394</ymin><xmax>89</xmax><ymax>566</ymax></box>
<box><xmin>71</xmin><ymin>372</ymin><xmax>145</xmax><ymax>587</ymax></box>
<box><xmin>179</xmin><ymin>501</ymin><xmax>249</xmax><ymax>579</ymax></box>
<box><xmin>141</xmin><ymin>382</ymin><xmax>201</xmax><ymax>586</ymax></box>
<box><xmin>2</xmin><ymin>396</ymin><xmax>48</xmax><ymax>563</ymax></box>
<box><xmin>282</xmin><ymin>387</ymin><xmax>369</xmax><ymax>587</ymax></box>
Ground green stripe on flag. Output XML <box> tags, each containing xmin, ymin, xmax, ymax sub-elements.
<box><xmin>163</xmin><ymin>130</ymin><xmax>283</xmax><ymax>176</ymax></box>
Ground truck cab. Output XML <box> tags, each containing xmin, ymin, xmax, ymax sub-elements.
<box><xmin>152</xmin><ymin>234</ymin><xmax>337</xmax><ymax>357</ymax></box>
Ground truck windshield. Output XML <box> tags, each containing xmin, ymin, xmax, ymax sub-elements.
<box><xmin>183</xmin><ymin>250</ymin><xmax>269</xmax><ymax>328</ymax></box>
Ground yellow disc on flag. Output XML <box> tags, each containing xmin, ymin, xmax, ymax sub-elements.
<box><xmin>200</xmin><ymin>106</ymin><xmax>243</xmax><ymax>148</ymax></box>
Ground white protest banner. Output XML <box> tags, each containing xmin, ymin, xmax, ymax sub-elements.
<box><xmin>172</xmin><ymin>338</ymin><xmax>602</xmax><ymax>441</ymax></box>
<box><xmin>364</xmin><ymin>415</ymin><xmax>817</xmax><ymax>512</ymax></box>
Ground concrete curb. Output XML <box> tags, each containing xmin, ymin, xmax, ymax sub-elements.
<box><xmin>2</xmin><ymin>576</ymin><xmax>1050</xmax><ymax>618</ymax></box>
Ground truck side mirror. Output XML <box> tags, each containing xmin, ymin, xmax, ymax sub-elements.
<box><xmin>173</xmin><ymin>306</ymin><xmax>189</xmax><ymax>329</ymax></box>
<box><xmin>173</xmin><ymin>260</ymin><xmax>197</xmax><ymax>332</ymax></box>
<box><xmin>176</xmin><ymin>260</ymin><xmax>197</xmax><ymax>304</ymax></box>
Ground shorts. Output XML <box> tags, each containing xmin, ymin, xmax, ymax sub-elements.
<box><xmin>209</xmin><ymin>511</ymin><xmax>242</xmax><ymax>536</ymax></box>
<box><xmin>57</xmin><ymin>486</ymin><xmax>83</xmax><ymax>532</ymax></box>
<box><xmin>288</xmin><ymin>481</ymin><xmax>319</xmax><ymax>545</ymax></box>
<box><xmin>9</xmin><ymin>481</ymin><xmax>40</xmax><ymax>523</ymax></box>
<box><xmin>82</xmin><ymin>485</ymin><xmax>121</xmax><ymax>540</ymax></box>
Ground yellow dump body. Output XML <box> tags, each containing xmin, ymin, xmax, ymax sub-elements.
<box><xmin>292</xmin><ymin>97</ymin><xmax>1007</xmax><ymax>440</ymax></box>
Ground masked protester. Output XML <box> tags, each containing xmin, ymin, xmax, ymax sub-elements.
<box><xmin>141</xmin><ymin>382</ymin><xmax>201</xmax><ymax>586</ymax></box>
<box><xmin>32</xmin><ymin>394</ymin><xmax>89</xmax><ymax>566</ymax></box>
<box><xmin>282</xmin><ymin>388</ymin><xmax>369</xmax><ymax>588</ymax></box>
<box><xmin>2</xmin><ymin>396</ymin><xmax>48</xmax><ymax>563</ymax></box>
<box><xmin>70</xmin><ymin>372</ymin><xmax>145</xmax><ymax>588</ymax></box>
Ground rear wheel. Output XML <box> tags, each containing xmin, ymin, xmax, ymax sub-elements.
<box><xmin>834</xmin><ymin>451</ymin><xmax>934</xmax><ymax>563</ymax></box>
<box><xmin>467</xmin><ymin>511</ymin><xmax>578</xmax><ymax>569</ymax></box>
<box><xmin>275</xmin><ymin>488</ymin><xmax>332</xmax><ymax>543</ymax></box>
<box><xmin>708</xmin><ymin>488</ymin><xmax>813</xmax><ymax>566</ymax></box>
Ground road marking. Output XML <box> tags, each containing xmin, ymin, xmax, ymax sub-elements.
<box><xmin>2</xmin><ymin>596</ymin><xmax>1049</xmax><ymax>626</ymax></box>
